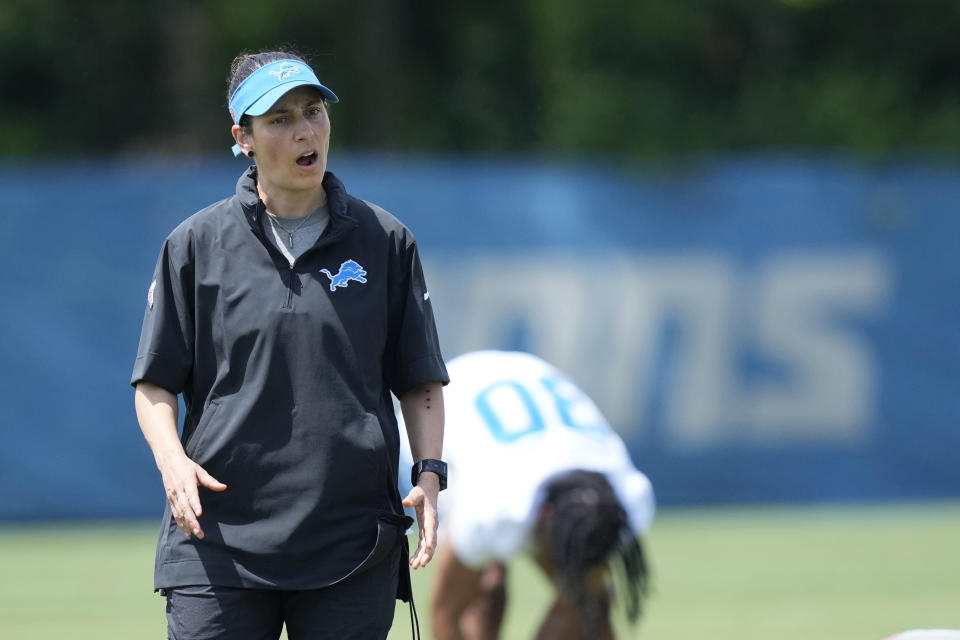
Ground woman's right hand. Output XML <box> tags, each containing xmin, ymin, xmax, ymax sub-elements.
<box><xmin>135</xmin><ymin>382</ymin><xmax>228</xmax><ymax>539</ymax></box>
<box><xmin>158</xmin><ymin>454</ymin><xmax>227</xmax><ymax>539</ymax></box>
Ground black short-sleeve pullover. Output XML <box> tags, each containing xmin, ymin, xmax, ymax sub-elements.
<box><xmin>132</xmin><ymin>168</ymin><xmax>448</xmax><ymax>590</ymax></box>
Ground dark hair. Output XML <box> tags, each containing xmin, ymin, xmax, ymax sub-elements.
<box><xmin>226</xmin><ymin>50</ymin><xmax>309</xmax><ymax>129</ymax></box>
<box><xmin>542</xmin><ymin>470</ymin><xmax>649</xmax><ymax>631</ymax></box>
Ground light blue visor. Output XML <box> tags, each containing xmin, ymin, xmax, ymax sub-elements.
<box><xmin>229</xmin><ymin>59</ymin><xmax>339</xmax><ymax>156</ymax></box>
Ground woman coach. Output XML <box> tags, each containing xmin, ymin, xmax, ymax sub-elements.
<box><xmin>131</xmin><ymin>50</ymin><xmax>448</xmax><ymax>640</ymax></box>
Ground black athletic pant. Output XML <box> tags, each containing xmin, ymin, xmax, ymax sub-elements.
<box><xmin>164</xmin><ymin>549</ymin><xmax>400</xmax><ymax>640</ymax></box>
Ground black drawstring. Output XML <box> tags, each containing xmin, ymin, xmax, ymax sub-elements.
<box><xmin>408</xmin><ymin>595</ymin><xmax>421</xmax><ymax>640</ymax></box>
<box><xmin>397</xmin><ymin>525</ymin><xmax>420</xmax><ymax>639</ymax></box>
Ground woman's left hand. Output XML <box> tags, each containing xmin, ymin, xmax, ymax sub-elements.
<box><xmin>402</xmin><ymin>472</ymin><xmax>440</xmax><ymax>569</ymax></box>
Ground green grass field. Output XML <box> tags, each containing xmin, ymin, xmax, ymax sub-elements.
<box><xmin>2</xmin><ymin>501</ymin><xmax>958</xmax><ymax>639</ymax></box>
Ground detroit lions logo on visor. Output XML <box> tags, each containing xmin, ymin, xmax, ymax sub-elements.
<box><xmin>269</xmin><ymin>62</ymin><xmax>300</xmax><ymax>81</ymax></box>
<box><xmin>320</xmin><ymin>259</ymin><xmax>368</xmax><ymax>291</ymax></box>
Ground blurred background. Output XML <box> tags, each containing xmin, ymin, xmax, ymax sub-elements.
<box><xmin>1</xmin><ymin>0</ymin><xmax>959</xmax><ymax>638</ymax></box>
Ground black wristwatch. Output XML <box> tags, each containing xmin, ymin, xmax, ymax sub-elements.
<box><xmin>411</xmin><ymin>459</ymin><xmax>448</xmax><ymax>491</ymax></box>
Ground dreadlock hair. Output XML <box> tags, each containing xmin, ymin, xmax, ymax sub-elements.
<box><xmin>542</xmin><ymin>470</ymin><xmax>649</xmax><ymax>632</ymax></box>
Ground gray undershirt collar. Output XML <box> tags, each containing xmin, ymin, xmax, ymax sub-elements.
<box><xmin>265</xmin><ymin>204</ymin><xmax>330</xmax><ymax>266</ymax></box>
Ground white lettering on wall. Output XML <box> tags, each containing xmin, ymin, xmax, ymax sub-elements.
<box><xmin>424</xmin><ymin>250</ymin><xmax>891</xmax><ymax>451</ymax></box>
<box><xmin>607</xmin><ymin>254</ymin><xmax>737</xmax><ymax>448</ymax></box>
<box><xmin>747</xmin><ymin>252</ymin><xmax>890</xmax><ymax>443</ymax></box>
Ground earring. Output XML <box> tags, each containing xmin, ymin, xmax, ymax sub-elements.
<box><xmin>247</xmin><ymin>150</ymin><xmax>255</xmax><ymax>158</ymax></box>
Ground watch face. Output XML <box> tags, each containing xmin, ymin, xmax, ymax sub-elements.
<box><xmin>413</xmin><ymin>460</ymin><xmax>448</xmax><ymax>491</ymax></box>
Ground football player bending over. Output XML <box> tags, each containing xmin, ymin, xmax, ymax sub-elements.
<box><xmin>399</xmin><ymin>350</ymin><xmax>654</xmax><ymax>639</ymax></box>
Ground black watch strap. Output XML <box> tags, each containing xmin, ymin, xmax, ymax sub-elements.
<box><xmin>411</xmin><ymin>459</ymin><xmax>447</xmax><ymax>491</ymax></box>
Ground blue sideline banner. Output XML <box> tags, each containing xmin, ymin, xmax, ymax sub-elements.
<box><xmin>0</xmin><ymin>154</ymin><xmax>957</xmax><ymax>519</ymax></box>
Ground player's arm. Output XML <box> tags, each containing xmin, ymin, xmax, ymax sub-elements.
<box><xmin>134</xmin><ymin>381</ymin><xmax>226</xmax><ymax>539</ymax></box>
<box><xmin>399</xmin><ymin>380</ymin><xmax>445</xmax><ymax>568</ymax></box>
<box><xmin>533</xmin><ymin>549</ymin><xmax>614</xmax><ymax>640</ymax></box>
<box><xmin>535</xmin><ymin>590</ymin><xmax>611</xmax><ymax>640</ymax></box>
<box><xmin>432</xmin><ymin>544</ymin><xmax>502</xmax><ymax>640</ymax></box>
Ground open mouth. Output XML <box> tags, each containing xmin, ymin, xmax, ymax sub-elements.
<box><xmin>296</xmin><ymin>151</ymin><xmax>318</xmax><ymax>168</ymax></box>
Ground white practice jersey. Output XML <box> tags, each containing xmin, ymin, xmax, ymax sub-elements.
<box><xmin>399</xmin><ymin>350</ymin><xmax>655</xmax><ymax>568</ymax></box>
